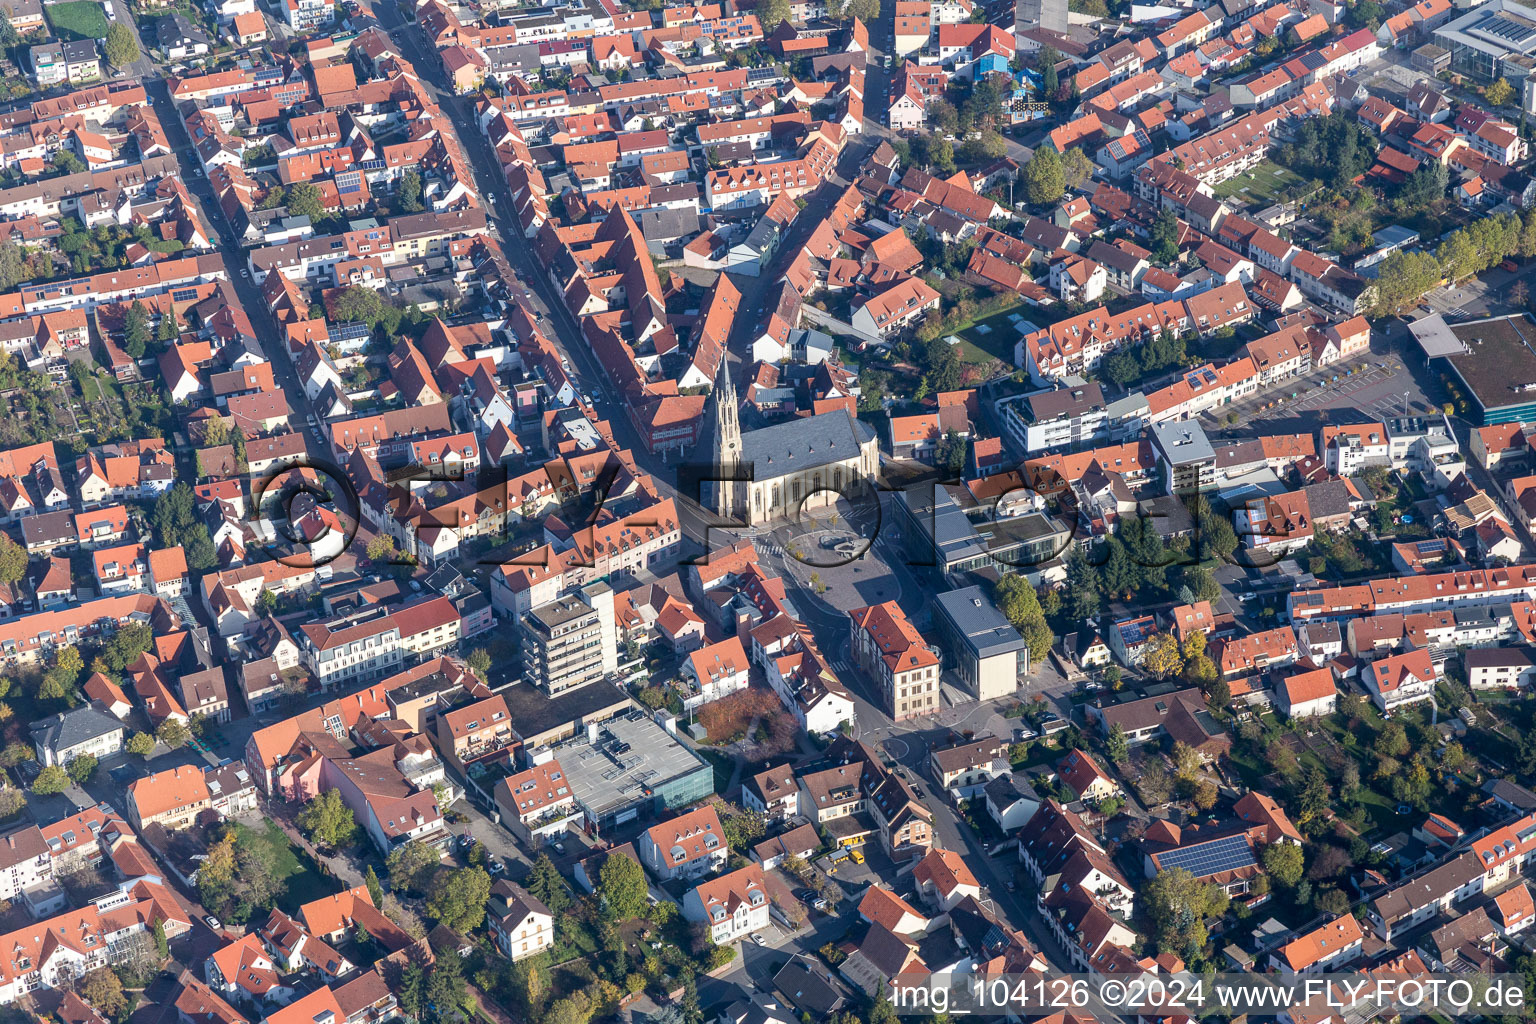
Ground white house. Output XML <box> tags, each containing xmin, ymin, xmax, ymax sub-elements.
<box><xmin>1277</xmin><ymin>667</ymin><xmax>1337</xmax><ymax>719</ymax></box>
<box><xmin>1364</xmin><ymin>649</ymin><xmax>1436</xmax><ymax>712</ymax></box>
<box><xmin>637</xmin><ymin>804</ymin><xmax>729</xmax><ymax>882</ymax></box>
<box><xmin>681</xmin><ymin>636</ymin><xmax>750</xmax><ymax>712</ymax></box>
<box><xmin>488</xmin><ymin>880</ymin><xmax>555</xmax><ymax>962</ymax></box>
<box><xmin>682</xmin><ymin>864</ymin><xmax>771</xmax><ymax>944</ymax></box>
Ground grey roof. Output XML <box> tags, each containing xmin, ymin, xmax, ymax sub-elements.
<box><xmin>636</xmin><ymin>206</ymin><xmax>703</xmax><ymax>247</ymax></box>
<box><xmin>1483</xmin><ymin>777</ymin><xmax>1536</xmax><ymax>810</ymax></box>
<box><xmin>1464</xmin><ymin>646</ymin><xmax>1536</xmax><ymax>670</ymax></box>
<box><xmin>1302</xmin><ymin>479</ymin><xmax>1353</xmax><ymax>520</ymax></box>
<box><xmin>1024</xmin><ymin>383</ymin><xmax>1106</xmax><ymax>423</ymax></box>
<box><xmin>983</xmin><ymin>772</ymin><xmax>1039</xmax><ymax>807</ymax></box>
<box><xmin>773</xmin><ymin>956</ymin><xmax>847</xmax><ymax>1016</ymax></box>
<box><xmin>740</xmin><ymin>409</ymin><xmax>874</xmax><ymax>478</ymax></box>
<box><xmin>934</xmin><ymin>586</ymin><xmax>1029</xmax><ymax>659</ymax></box>
<box><xmin>21</xmin><ymin>509</ymin><xmax>73</xmax><ymax>546</ymax></box>
<box><xmin>30</xmin><ymin>705</ymin><xmax>124</xmax><ymax>755</ymax></box>
<box><xmin>1151</xmin><ymin>420</ymin><xmax>1215</xmax><ymax>466</ymax></box>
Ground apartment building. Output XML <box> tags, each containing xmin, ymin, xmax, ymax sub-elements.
<box><xmin>522</xmin><ymin>582</ymin><xmax>617</xmax><ymax>695</ymax></box>
<box><xmin>1001</xmin><ymin>383</ymin><xmax>1110</xmax><ymax>454</ymax></box>
<box><xmin>434</xmin><ymin>694</ymin><xmax>515</xmax><ymax>773</ymax></box>
<box><xmin>682</xmin><ymin>863</ymin><xmax>770</xmax><ymax>943</ymax></box>
<box><xmin>848</xmin><ymin>601</ymin><xmax>940</xmax><ymax>722</ymax></box>
<box><xmin>493</xmin><ymin>760</ymin><xmax>578</xmax><ymax>848</ymax></box>
<box><xmin>298</xmin><ymin>610</ymin><xmax>403</xmax><ymax>689</ymax></box>
<box><xmin>1464</xmin><ymin>646</ymin><xmax>1536</xmax><ymax>690</ymax></box>
<box><xmin>30</xmin><ymin>705</ymin><xmax>125</xmax><ymax>767</ymax></box>
<box><xmin>638</xmin><ymin>804</ymin><xmax>728</xmax><ymax>881</ymax></box>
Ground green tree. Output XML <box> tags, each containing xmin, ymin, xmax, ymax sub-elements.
<box><xmin>1061</xmin><ymin>147</ymin><xmax>1094</xmax><ymax>191</ymax></box>
<box><xmin>426</xmin><ymin>942</ymin><xmax>469</xmax><ymax>1022</ymax></box>
<box><xmin>526</xmin><ymin>852</ymin><xmax>571</xmax><ymax>915</ymax></box>
<box><xmin>1150</xmin><ymin>208</ymin><xmax>1181</xmax><ymax>263</ymax></box>
<box><xmin>1065</xmin><ymin>546</ymin><xmax>1101</xmax><ymax>620</ymax></box>
<box><xmin>681</xmin><ymin>970</ymin><xmax>702</xmax><ymax>1024</ymax></box>
<box><xmin>1489</xmin><ymin>77</ymin><xmax>1516</xmax><ymax>107</ymax></box>
<box><xmin>399</xmin><ymin>960</ymin><xmax>427</xmax><ymax>1021</ymax></box>
<box><xmin>843</xmin><ymin>0</ymin><xmax>879</xmax><ymax>23</ymax></box>
<box><xmin>1369</xmin><ymin>249</ymin><xmax>1442</xmax><ymax>316</ymax></box>
<box><xmin>756</xmin><ymin>0</ymin><xmax>790</xmax><ymax>29</ymax></box>
<box><xmin>598</xmin><ymin>849</ymin><xmax>648</xmax><ymax>921</ymax></box>
<box><xmin>467</xmin><ymin>647</ymin><xmax>492</xmax><ymax>677</ymax></box>
<box><xmin>0</xmin><ymin>534</ymin><xmax>25</xmax><ymax>585</ymax></box>
<box><xmin>285</xmin><ymin>181</ymin><xmax>326</xmax><ymax>223</ymax></box>
<box><xmin>396</xmin><ymin>170</ymin><xmax>424</xmax><ymax>213</ymax></box>
<box><xmin>1038</xmin><ymin>44</ymin><xmax>1060</xmax><ymax>97</ymax></box>
<box><xmin>426</xmin><ymin>865</ymin><xmax>492</xmax><ymax>932</ymax></box>
<box><xmin>1106</xmin><ymin>723</ymin><xmax>1128</xmax><ymax>764</ymax></box>
<box><xmin>1023</xmin><ymin>147</ymin><xmax>1065</xmax><ymax>205</ymax></box>
<box><xmin>1262</xmin><ymin>840</ymin><xmax>1305</xmax><ymax>888</ymax></box>
<box><xmin>104</xmin><ymin>22</ymin><xmax>138</xmax><ymax>68</ymax></box>
<box><xmin>298</xmin><ymin>789</ymin><xmax>359</xmax><ymax>850</ymax></box>
<box><xmin>930</xmin><ymin>137</ymin><xmax>956</xmax><ymax>175</ymax></box>
<box><xmin>157</xmin><ymin>308</ymin><xmax>178</xmax><ymax>343</ymax></box>
<box><xmin>961</xmin><ymin>130</ymin><xmax>1007</xmax><ymax>163</ymax></box>
<box><xmin>123</xmin><ymin>300</ymin><xmax>151</xmax><ymax>359</ymax></box>
<box><xmin>31</xmin><ymin>765</ymin><xmax>68</xmax><ymax>795</ymax></box>
<box><xmin>102</xmin><ymin>622</ymin><xmax>153</xmax><ymax>674</ymax></box>
<box><xmin>365</xmin><ymin>865</ymin><xmax>384</xmax><ymax>908</ymax></box>
<box><xmin>387</xmin><ymin>840</ymin><xmax>442</xmax><ymax>895</ymax></box>
<box><xmin>0</xmin><ymin>243</ymin><xmax>24</xmax><ymax>292</ymax></box>
<box><xmin>79</xmin><ymin>968</ymin><xmax>127</xmax><ymax>1019</ymax></box>
<box><xmin>66</xmin><ymin>753</ymin><xmax>96</xmax><ymax>784</ymax></box>
<box><xmin>1143</xmin><ymin>866</ymin><xmax>1228</xmax><ymax>957</ymax></box>
<box><xmin>153</xmin><ymin>918</ymin><xmax>169</xmax><ymax>960</ymax></box>
<box><xmin>156</xmin><ymin>718</ymin><xmax>190</xmax><ymax>749</ymax></box>
<box><xmin>1438</xmin><ymin>230</ymin><xmax>1481</xmax><ymax>282</ymax></box>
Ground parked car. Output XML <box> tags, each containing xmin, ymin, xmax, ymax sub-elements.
<box><xmin>552</xmin><ymin>841</ymin><xmax>566</xmax><ymax>855</ymax></box>
<box><xmin>812</xmin><ymin>897</ymin><xmax>829</xmax><ymax>911</ymax></box>
<box><xmin>205</xmin><ymin>915</ymin><xmax>221</xmax><ymax>931</ymax></box>
<box><xmin>751</xmin><ymin>933</ymin><xmax>766</xmax><ymax>946</ymax></box>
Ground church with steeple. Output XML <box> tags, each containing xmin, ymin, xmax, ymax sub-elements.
<box><xmin>705</xmin><ymin>360</ymin><xmax>879</xmax><ymax>526</ymax></box>
<box><xmin>709</xmin><ymin>359</ymin><xmax>745</xmax><ymax>521</ymax></box>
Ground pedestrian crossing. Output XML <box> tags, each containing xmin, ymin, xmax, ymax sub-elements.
<box><xmin>1445</xmin><ymin>306</ymin><xmax>1471</xmax><ymax>319</ymax></box>
<box><xmin>758</xmin><ymin>538</ymin><xmax>785</xmax><ymax>558</ymax></box>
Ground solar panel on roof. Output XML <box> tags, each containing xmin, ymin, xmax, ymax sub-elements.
<box><xmin>1155</xmin><ymin>832</ymin><xmax>1257</xmax><ymax>877</ymax></box>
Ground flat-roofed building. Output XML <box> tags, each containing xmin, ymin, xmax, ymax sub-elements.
<box><xmin>931</xmin><ymin>586</ymin><xmax>1029</xmax><ymax>701</ymax></box>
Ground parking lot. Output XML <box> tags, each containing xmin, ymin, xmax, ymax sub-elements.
<box><xmin>1203</xmin><ymin>345</ymin><xmax>1436</xmax><ymax>435</ymax></box>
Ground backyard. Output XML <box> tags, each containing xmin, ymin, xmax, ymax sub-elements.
<box><xmin>45</xmin><ymin>1</ymin><xmax>109</xmax><ymax>40</ymax></box>
<box><xmin>1212</xmin><ymin>160</ymin><xmax>1308</xmax><ymax>206</ymax></box>
<box><xmin>234</xmin><ymin>820</ymin><xmax>338</xmax><ymax>912</ymax></box>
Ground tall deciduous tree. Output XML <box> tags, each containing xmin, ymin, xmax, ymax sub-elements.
<box><xmin>105</xmin><ymin>23</ymin><xmax>138</xmax><ymax>67</ymax></box>
<box><xmin>297</xmin><ymin>789</ymin><xmax>359</xmax><ymax>850</ymax></box>
<box><xmin>755</xmin><ymin>0</ymin><xmax>790</xmax><ymax>29</ymax></box>
<box><xmin>1022</xmin><ymin>147</ymin><xmax>1065</xmax><ymax>205</ymax></box>
<box><xmin>598</xmin><ymin>851</ymin><xmax>648</xmax><ymax>921</ymax></box>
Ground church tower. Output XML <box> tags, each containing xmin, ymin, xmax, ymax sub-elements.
<box><xmin>709</xmin><ymin>358</ymin><xmax>743</xmax><ymax>520</ymax></box>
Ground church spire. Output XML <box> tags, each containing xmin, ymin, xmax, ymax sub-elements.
<box><xmin>710</xmin><ymin>357</ymin><xmax>742</xmax><ymax>520</ymax></box>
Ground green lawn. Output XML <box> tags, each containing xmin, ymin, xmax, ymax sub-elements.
<box><xmin>235</xmin><ymin>821</ymin><xmax>338</xmax><ymax>912</ymax></box>
<box><xmin>958</xmin><ymin>308</ymin><xmax>1029</xmax><ymax>365</ymax></box>
<box><xmin>1211</xmin><ymin>160</ymin><xmax>1306</xmax><ymax>205</ymax></box>
<box><xmin>45</xmin><ymin>0</ymin><xmax>108</xmax><ymax>40</ymax></box>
